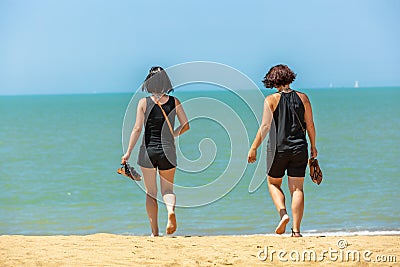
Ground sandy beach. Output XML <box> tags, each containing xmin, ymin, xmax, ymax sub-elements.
<box><xmin>1</xmin><ymin>234</ymin><xmax>398</xmax><ymax>266</ymax></box>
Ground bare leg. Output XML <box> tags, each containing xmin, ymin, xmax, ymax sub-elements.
<box><xmin>288</xmin><ymin>176</ymin><xmax>304</xmax><ymax>237</ymax></box>
<box><xmin>268</xmin><ymin>176</ymin><xmax>289</xmax><ymax>234</ymax></box>
<box><xmin>159</xmin><ymin>168</ymin><xmax>177</xmax><ymax>235</ymax></box>
<box><xmin>141</xmin><ymin>167</ymin><xmax>159</xmax><ymax>237</ymax></box>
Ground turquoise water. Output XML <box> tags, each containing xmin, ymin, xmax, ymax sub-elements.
<box><xmin>1</xmin><ymin>88</ymin><xmax>399</xmax><ymax>236</ymax></box>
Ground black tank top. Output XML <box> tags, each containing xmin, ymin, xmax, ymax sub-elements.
<box><xmin>271</xmin><ymin>91</ymin><xmax>307</xmax><ymax>152</ymax></box>
<box><xmin>142</xmin><ymin>96</ymin><xmax>176</xmax><ymax>147</ymax></box>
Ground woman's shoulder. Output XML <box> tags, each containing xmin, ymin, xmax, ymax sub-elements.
<box><xmin>172</xmin><ymin>96</ymin><xmax>182</xmax><ymax>105</ymax></box>
<box><xmin>138</xmin><ymin>97</ymin><xmax>151</xmax><ymax>108</ymax></box>
<box><xmin>136</xmin><ymin>97</ymin><xmax>148</xmax><ymax>113</ymax></box>
<box><xmin>265</xmin><ymin>93</ymin><xmax>281</xmax><ymax>111</ymax></box>
<box><xmin>295</xmin><ymin>90</ymin><xmax>309</xmax><ymax>101</ymax></box>
<box><xmin>294</xmin><ymin>91</ymin><xmax>311</xmax><ymax>107</ymax></box>
<box><xmin>295</xmin><ymin>90</ymin><xmax>306</xmax><ymax>96</ymax></box>
<box><xmin>266</xmin><ymin>92</ymin><xmax>281</xmax><ymax>103</ymax></box>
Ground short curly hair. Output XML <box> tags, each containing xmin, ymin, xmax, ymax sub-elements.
<box><xmin>262</xmin><ymin>64</ymin><xmax>296</xmax><ymax>88</ymax></box>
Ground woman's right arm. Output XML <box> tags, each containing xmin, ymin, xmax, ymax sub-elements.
<box><xmin>121</xmin><ymin>98</ymin><xmax>145</xmax><ymax>164</ymax></box>
<box><xmin>248</xmin><ymin>95</ymin><xmax>274</xmax><ymax>163</ymax></box>
<box><xmin>302</xmin><ymin>93</ymin><xmax>318</xmax><ymax>158</ymax></box>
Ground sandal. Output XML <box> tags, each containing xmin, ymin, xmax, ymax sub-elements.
<box><xmin>309</xmin><ymin>158</ymin><xmax>323</xmax><ymax>185</ymax></box>
<box><xmin>291</xmin><ymin>228</ymin><xmax>302</xmax><ymax>237</ymax></box>
<box><xmin>117</xmin><ymin>163</ymin><xmax>142</xmax><ymax>181</ymax></box>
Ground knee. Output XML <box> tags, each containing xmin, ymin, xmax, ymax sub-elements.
<box><xmin>290</xmin><ymin>187</ymin><xmax>304</xmax><ymax>196</ymax></box>
<box><xmin>146</xmin><ymin>191</ymin><xmax>157</xmax><ymax>199</ymax></box>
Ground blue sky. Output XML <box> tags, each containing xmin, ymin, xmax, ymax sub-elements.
<box><xmin>0</xmin><ymin>0</ymin><xmax>399</xmax><ymax>95</ymax></box>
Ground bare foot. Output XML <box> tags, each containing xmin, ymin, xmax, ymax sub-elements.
<box><xmin>150</xmin><ymin>233</ymin><xmax>159</xmax><ymax>237</ymax></box>
<box><xmin>166</xmin><ymin>213</ymin><xmax>177</xmax><ymax>235</ymax></box>
<box><xmin>275</xmin><ymin>214</ymin><xmax>290</xmax><ymax>234</ymax></box>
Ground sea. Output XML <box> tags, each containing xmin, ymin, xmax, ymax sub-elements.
<box><xmin>1</xmin><ymin>87</ymin><xmax>399</xmax><ymax>236</ymax></box>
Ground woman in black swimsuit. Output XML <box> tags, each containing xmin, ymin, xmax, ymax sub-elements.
<box><xmin>122</xmin><ymin>66</ymin><xmax>190</xmax><ymax>236</ymax></box>
<box><xmin>248</xmin><ymin>64</ymin><xmax>317</xmax><ymax>237</ymax></box>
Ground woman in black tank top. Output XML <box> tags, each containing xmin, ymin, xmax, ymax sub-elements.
<box><xmin>248</xmin><ymin>64</ymin><xmax>318</xmax><ymax>237</ymax></box>
<box><xmin>122</xmin><ymin>66</ymin><xmax>190</xmax><ymax>236</ymax></box>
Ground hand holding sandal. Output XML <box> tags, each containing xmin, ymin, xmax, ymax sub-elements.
<box><xmin>117</xmin><ymin>162</ymin><xmax>142</xmax><ymax>181</ymax></box>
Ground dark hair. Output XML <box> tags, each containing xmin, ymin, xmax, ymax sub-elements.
<box><xmin>141</xmin><ymin>66</ymin><xmax>173</xmax><ymax>94</ymax></box>
<box><xmin>262</xmin><ymin>64</ymin><xmax>297</xmax><ymax>88</ymax></box>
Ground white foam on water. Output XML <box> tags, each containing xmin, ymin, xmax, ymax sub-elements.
<box><xmin>223</xmin><ymin>230</ymin><xmax>400</xmax><ymax>237</ymax></box>
<box><xmin>302</xmin><ymin>230</ymin><xmax>400</xmax><ymax>237</ymax></box>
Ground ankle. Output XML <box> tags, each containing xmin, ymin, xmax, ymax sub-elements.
<box><xmin>291</xmin><ymin>228</ymin><xmax>302</xmax><ymax>237</ymax></box>
<box><xmin>279</xmin><ymin>210</ymin><xmax>288</xmax><ymax>219</ymax></box>
<box><xmin>168</xmin><ymin>210</ymin><xmax>175</xmax><ymax>215</ymax></box>
<box><xmin>152</xmin><ymin>228</ymin><xmax>159</xmax><ymax>236</ymax></box>
<box><xmin>291</xmin><ymin>227</ymin><xmax>300</xmax><ymax>233</ymax></box>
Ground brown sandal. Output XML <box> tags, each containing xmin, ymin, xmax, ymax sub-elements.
<box><xmin>117</xmin><ymin>163</ymin><xmax>142</xmax><ymax>181</ymax></box>
<box><xmin>309</xmin><ymin>158</ymin><xmax>323</xmax><ymax>185</ymax></box>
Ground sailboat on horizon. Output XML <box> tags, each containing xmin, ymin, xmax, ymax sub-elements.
<box><xmin>354</xmin><ymin>80</ymin><xmax>359</xmax><ymax>88</ymax></box>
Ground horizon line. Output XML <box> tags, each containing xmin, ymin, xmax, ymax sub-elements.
<box><xmin>0</xmin><ymin>85</ymin><xmax>399</xmax><ymax>97</ymax></box>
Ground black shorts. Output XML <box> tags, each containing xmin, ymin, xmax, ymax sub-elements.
<box><xmin>137</xmin><ymin>145</ymin><xmax>177</xmax><ymax>170</ymax></box>
<box><xmin>268</xmin><ymin>148</ymin><xmax>308</xmax><ymax>178</ymax></box>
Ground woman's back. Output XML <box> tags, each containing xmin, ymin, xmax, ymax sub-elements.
<box><xmin>123</xmin><ymin>66</ymin><xmax>190</xmax><ymax>236</ymax></box>
<box><xmin>272</xmin><ymin>91</ymin><xmax>307</xmax><ymax>152</ymax></box>
<box><xmin>143</xmin><ymin>96</ymin><xmax>176</xmax><ymax>147</ymax></box>
<box><xmin>248</xmin><ymin>64</ymin><xmax>318</xmax><ymax>237</ymax></box>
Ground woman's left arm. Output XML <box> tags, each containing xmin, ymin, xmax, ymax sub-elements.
<box><xmin>174</xmin><ymin>98</ymin><xmax>190</xmax><ymax>137</ymax></box>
